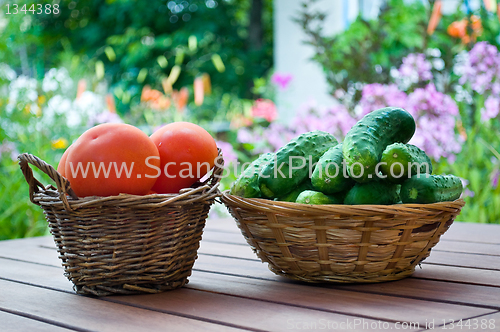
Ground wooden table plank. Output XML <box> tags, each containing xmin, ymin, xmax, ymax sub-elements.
<box><xmin>423</xmin><ymin>250</ymin><xmax>500</xmax><ymax>271</ymax></box>
<box><xmin>434</xmin><ymin>240</ymin><xmax>500</xmax><ymax>256</ymax></box>
<box><xmin>336</xmin><ymin>278</ymin><xmax>500</xmax><ymax>309</ymax></box>
<box><xmin>0</xmin><ymin>241</ymin><xmax>494</xmax><ymax>328</ymax></box>
<box><xmin>106</xmin><ymin>288</ymin><xmax>390</xmax><ymax>332</ymax></box>
<box><xmin>442</xmin><ymin>222</ymin><xmax>500</xmax><ymax>244</ymax></box>
<box><xmin>412</xmin><ymin>264</ymin><xmax>500</xmax><ymax>287</ymax></box>
<box><xmin>0</xmin><ymin>279</ymin><xmax>243</xmax><ymax>332</ymax></box>
<box><xmin>186</xmin><ymin>270</ymin><xmax>494</xmax><ymax>325</ymax></box>
<box><xmin>0</xmin><ymin>310</ymin><xmax>76</xmax><ymax>332</ymax></box>
<box><xmin>0</xmin><ymin>257</ymin><xmax>389</xmax><ymax>332</ymax></box>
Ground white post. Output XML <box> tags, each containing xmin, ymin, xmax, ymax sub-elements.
<box><xmin>274</xmin><ymin>0</ymin><xmax>358</xmax><ymax>122</ymax></box>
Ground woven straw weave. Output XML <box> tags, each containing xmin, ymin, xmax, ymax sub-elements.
<box><xmin>222</xmin><ymin>192</ymin><xmax>464</xmax><ymax>283</ymax></box>
<box><xmin>19</xmin><ymin>152</ymin><xmax>223</xmax><ymax>296</ymax></box>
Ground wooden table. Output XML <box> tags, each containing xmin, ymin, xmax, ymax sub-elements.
<box><xmin>1</xmin><ymin>217</ymin><xmax>499</xmax><ymax>332</ymax></box>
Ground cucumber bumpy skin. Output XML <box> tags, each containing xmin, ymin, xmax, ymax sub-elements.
<box><xmin>342</xmin><ymin>107</ymin><xmax>416</xmax><ymax>183</ymax></box>
<box><xmin>344</xmin><ymin>181</ymin><xmax>400</xmax><ymax>205</ymax></box>
<box><xmin>230</xmin><ymin>153</ymin><xmax>273</xmax><ymax>198</ymax></box>
<box><xmin>295</xmin><ymin>190</ymin><xmax>343</xmax><ymax>205</ymax></box>
<box><xmin>380</xmin><ymin>143</ymin><xmax>432</xmax><ymax>183</ymax></box>
<box><xmin>400</xmin><ymin>174</ymin><xmax>463</xmax><ymax>204</ymax></box>
<box><xmin>259</xmin><ymin>131</ymin><xmax>338</xmax><ymax>198</ymax></box>
<box><xmin>311</xmin><ymin>143</ymin><xmax>355</xmax><ymax>194</ymax></box>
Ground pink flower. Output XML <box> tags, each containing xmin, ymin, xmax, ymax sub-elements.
<box><xmin>251</xmin><ymin>99</ymin><xmax>278</xmax><ymax>122</ymax></box>
<box><xmin>271</xmin><ymin>73</ymin><xmax>293</xmax><ymax>90</ymax></box>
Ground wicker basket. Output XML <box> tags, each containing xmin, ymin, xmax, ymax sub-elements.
<box><xmin>221</xmin><ymin>192</ymin><xmax>464</xmax><ymax>283</ymax></box>
<box><xmin>18</xmin><ymin>152</ymin><xmax>223</xmax><ymax>296</ymax></box>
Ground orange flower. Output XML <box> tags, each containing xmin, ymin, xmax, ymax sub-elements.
<box><xmin>447</xmin><ymin>16</ymin><xmax>482</xmax><ymax>44</ymax></box>
<box><xmin>150</xmin><ymin>89</ymin><xmax>163</xmax><ymax>102</ymax></box>
<box><xmin>141</xmin><ymin>85</ymin><xmax>152</xmax><ymax>102</ymax></box>
<box><xmin>194</xmin><ymin>76</ymin><xmax>204</xmax><ymax>106</ymax></box>
<box><xmin>172</xmin><ymin>87</ymin><xmax>188</xmax><ymax>111</ymax></box>
<box><xmin>427</xmin><ymin>0</ymin><xmax>442</xmax><ymax>35</ymax></box>
<box><xmin>151</xmin><ymin>96</ymin><xmax>171</xmax><ymax>110</ymax></box>
<box><xmin>447</xmin><ymin>20</ymin><xmax>467</xmax><ymax>38</ymax></box>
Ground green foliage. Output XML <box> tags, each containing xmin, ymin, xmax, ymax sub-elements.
<box><xmin>0</xmin><ymin>159</ymin><xmax>49</xmax><ymax>240</ymax></box>
<box><xmin>435</xmin><ymin>123</ymin><xmax>500</xmax><ymax>223</ymax></box>
<box><xmin>23</xmin><ymin>0</ymin><xmax>273</xmax><ymax>109</ymax></box>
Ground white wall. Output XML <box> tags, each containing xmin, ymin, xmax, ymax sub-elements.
<box><xmin>274</xmin><ymin>0</ymin><xmax>357</xmax><ymax>121</ymax></box>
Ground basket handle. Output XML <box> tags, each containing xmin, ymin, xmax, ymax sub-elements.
<box><xmin>18</xmin><ymin>153</ymin><xmax>78</xmax><ymax>210</ymax></box>
<box><xmin>208</xmin><ymin>148</ymin><xmax>224</xmax><ymax>189</ymax></box>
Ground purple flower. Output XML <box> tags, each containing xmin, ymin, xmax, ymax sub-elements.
<box><xmin>456</xmin><ymin>42</ymin><xmax>500</xmax><ymax>94</ymax></box>
<box><xmin>271</xmin><ymin>72</ymin><xmax>293</xmax><ymax>90</ymax></box>
<box><xmin>394</xmin><ymin>53</ymin><xmax>433</xmax><ymax>89</ymax></box>
<box><xmin>405</xmin><ymin>84</ymin><xmax>461</xmax><ymax>161</ymax></box>
<box><xmin>481</xmin><ymin>96</ymin><xmax>500</xmax><ymax>122</ymax></box>
<box><xmin>216</xmin><ymin>140</ymin><xmax>238</xmax><ymax>166</ymax></box>
<box><xmin>407</xmin><ymin>84</ymin><xmax>458</xmax><ymax>118</ymax></box>
<box><xmin>358</xmin><ymin>84</ymin><xmax>407</xmax><ymax>116</ymax></box>
<box><xmin>491</xmin><ymin>170</ymin><xmax>500</xmax><ymax>189</ymax></box>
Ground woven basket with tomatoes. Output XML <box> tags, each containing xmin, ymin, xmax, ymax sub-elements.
<box><xmin>19</xmin><ymin>122</ymin><xmax>223</xmax><ymax>296</ymax></box>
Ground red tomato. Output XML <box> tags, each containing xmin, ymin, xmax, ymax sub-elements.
<box><xmin>57</xmin><ymin>144</ymin><xmax>73</xmax><ymax>178</ymax></box>
<box><xmin>65</xmin><ymin>123</ymin><xmax>160</xmax><ymax>197</ymax></box>
<box><xmin>150</xmin><ymin>122</ymin><xmax>218</xmax><ymax>194</ymax></box>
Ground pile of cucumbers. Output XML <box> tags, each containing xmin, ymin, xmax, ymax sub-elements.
<box><xmin>230</xmin><ymin>107</ymin><xmax>463</xmax><ymax>205</ymax></box>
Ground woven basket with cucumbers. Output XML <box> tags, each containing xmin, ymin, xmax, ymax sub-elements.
<box><xmin>222</xmin><ymin>107</ymin><xmax>464</xmax><ymax>283</ymax></box>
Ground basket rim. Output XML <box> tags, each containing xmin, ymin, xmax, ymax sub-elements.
<box><xmin>221</xmin><ymin>190</ymin><xmax>465</xmax><ymax>217</ymax></box>
<box><xmin>19</xmin><ymin>150</ymin><xmax>224</xmax><ymax>211</ymax></box>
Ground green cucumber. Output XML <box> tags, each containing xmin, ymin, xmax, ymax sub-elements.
<box><xmin>277</xmin><ymin>179</ymin><xmax>314</xmax><ymax>202</ymax></box>
<box><xmin>344</xmin><ymin>181</ymin><xmax>400</xmax><ymax>205</ymax></box>
<box><xmin>296</xmin><ymin>190</ymin><xmax>343</xmax><ymax>205</ymax></box>
<box><xmin>230</xmin><ymin>153</ymin><xmax>273</xmax><ymax>198</ymax></box>
<box><xmin>400</xmin><ymin>174</ymin><xmax>463</xmax><ymax>204</ymax></box>
<box><xmin>259</xmin><ymin>131</ymin><xmax>338</xmax><ymax>198</ymax></box>
<box><xmin>311</xmin><ymin>143</ymin><xmax>355</xmax><ymax>194</ymax></box>
<box><xmin>380</xmin><ymin>143</ymin><xmax>432</xmax><ymax>183</ymax></box>
<box><xmin>342</xmin><ymin>107</ymin><xmax>416</xmax><ymax>183</ymax></box>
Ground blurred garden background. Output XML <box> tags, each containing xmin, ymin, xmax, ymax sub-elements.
<box><xmin>1</xmin><ymin>0</ymin><xmax>500</xmax><ymax>239</ymax></box>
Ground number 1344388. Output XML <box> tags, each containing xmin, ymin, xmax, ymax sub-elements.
<box><xmin>5</xmin><ymin>4</ymin><xmax>60</xmax><ymax>15</ymax></box>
